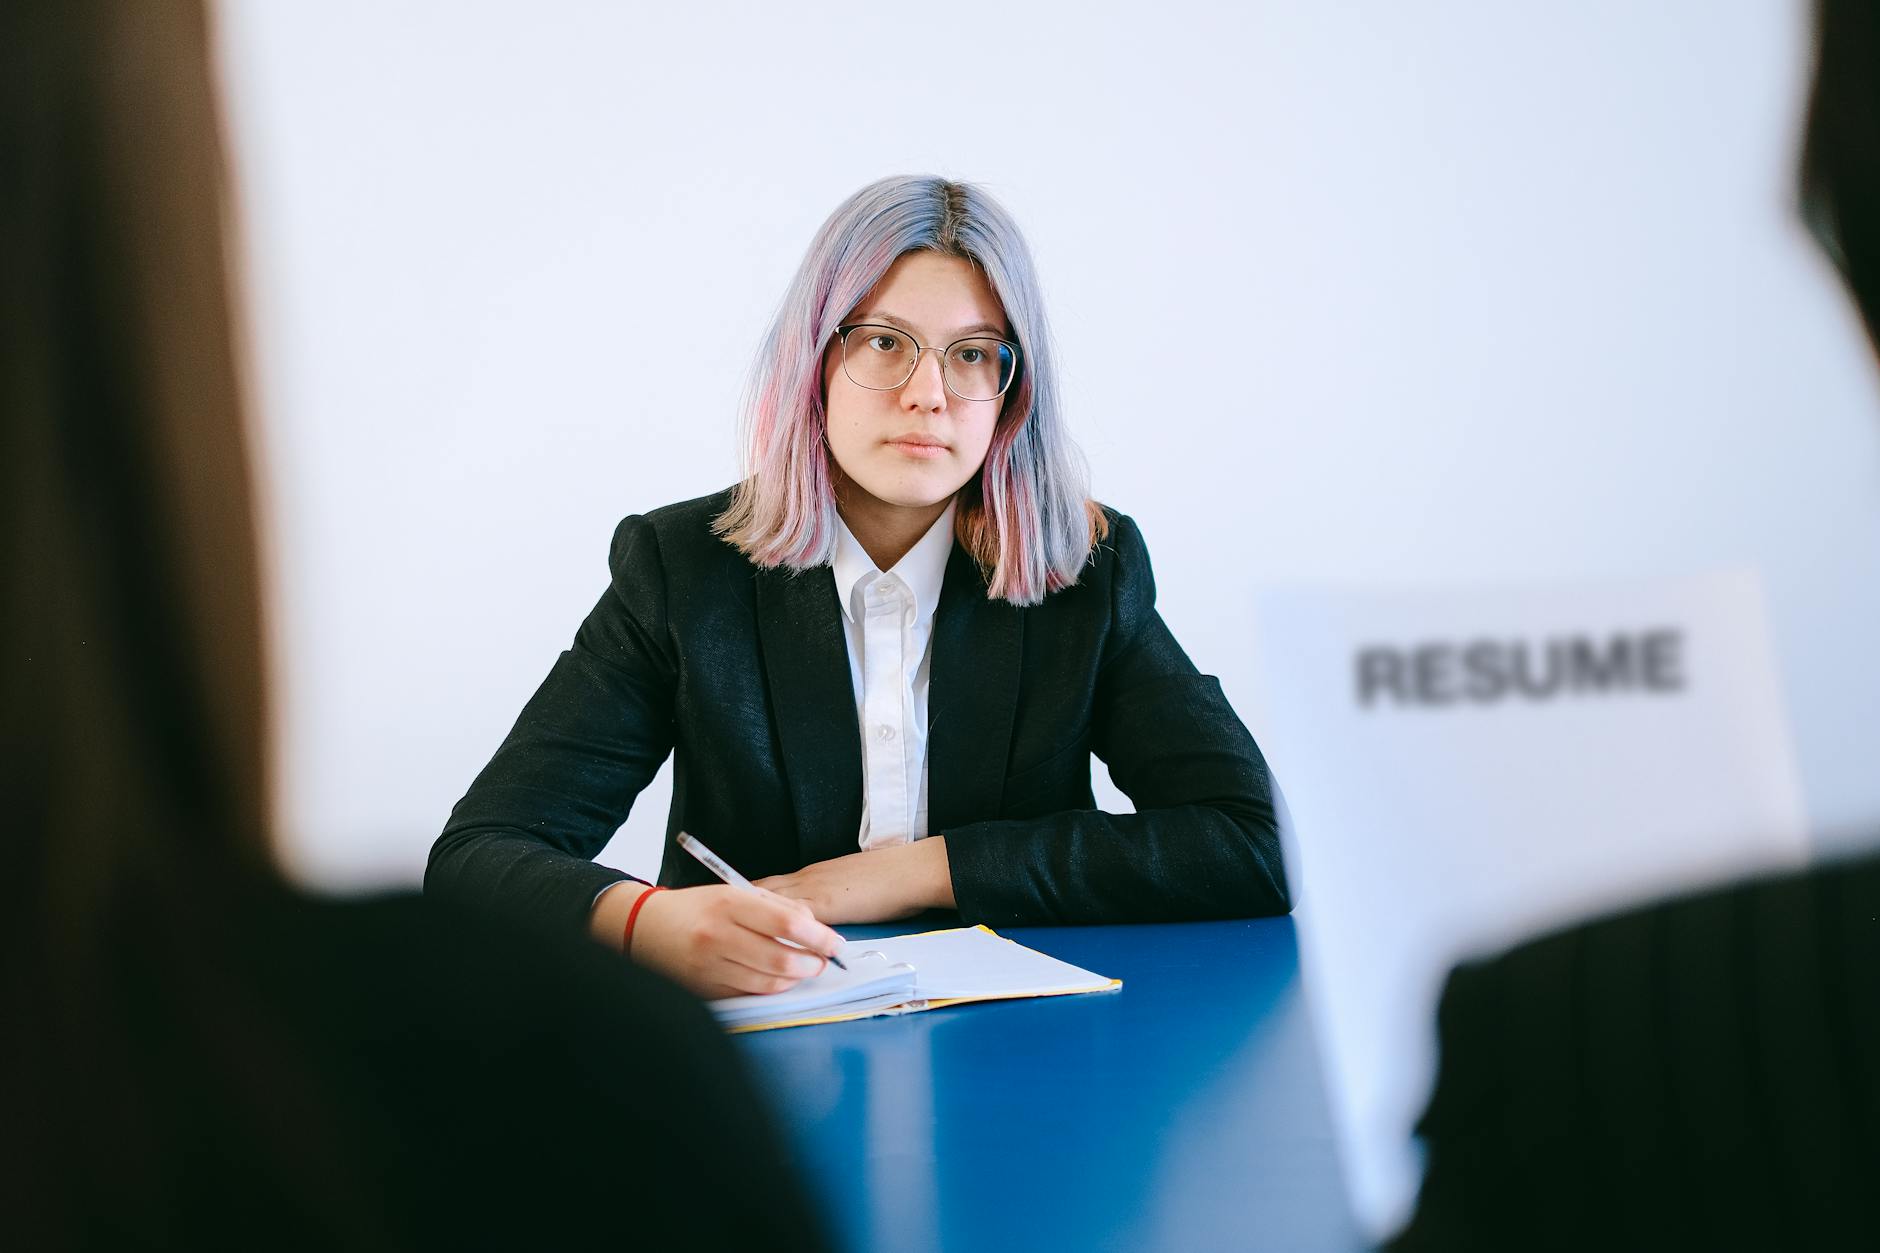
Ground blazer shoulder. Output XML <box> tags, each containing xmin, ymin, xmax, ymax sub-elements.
<box><xmin>1427</xmin><ymin>849</ymin><xmax>1880</xmax><ymax>1064</ymax></box>
<box><xmin>607</xmin><ymin>487</ymin><xmax>745</xmax><ymax>576</ymax></box>
<box><xmin>1075</xmin><ymin>503</ymin><xmax>1156</xmax><ymax>630</ymax></box>
<box><xmin>642</xmin><ymin>487</ymin><xmax>737</xmax><ymax>533</ymax></box>
<box><xmin>1493</xmin><ymin>847</ymin><xmax>1880</xmax><ymax>977</ymax></box>
<box><xmin>1084</xmin><ymin>503</ymin><xmax>1150</xmax><ymax>571</ymax></box>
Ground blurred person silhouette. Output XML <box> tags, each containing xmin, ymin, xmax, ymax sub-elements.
<box><xmin>1392</xmin><ymin>3</ymin><xmax>1880</xmax><ymax>1249</ymax></box>
<box><xmin>0</xmin><ymin>2</ymin><xmax>830</xmax><ymax>1248</ymax></box>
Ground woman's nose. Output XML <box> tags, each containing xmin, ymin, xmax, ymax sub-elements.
<box><xmin>900</xmin><ymin>348</ymin><xmax>948</xmax><ymax>410</ymax></box>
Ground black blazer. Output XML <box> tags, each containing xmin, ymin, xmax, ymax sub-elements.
<box><xmin>1391</xmin><ymin>851</ymin><xmax>1880</xmax><ymax>1251</ymax></box>
<box><xmin>428</xmin><ymin>489</ymin><xmax>1288</xmax><ymax>933</ymax></box>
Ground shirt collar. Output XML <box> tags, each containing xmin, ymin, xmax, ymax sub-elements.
<box><xmin>832</xmin><ymin>499</ymin><xmax>958</xmax><ymax>626</ymax></box>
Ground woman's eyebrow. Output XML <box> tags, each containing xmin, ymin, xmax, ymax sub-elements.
<box><xmin>851</xmin><ymin>310</ymin><xmax>1011</xmax><ymax>340</ymax></box>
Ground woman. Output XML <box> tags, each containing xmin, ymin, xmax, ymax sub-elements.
<box><xmin>1</xmin><ymin>2</ymin><xmax>828</xmax><ymax>1247</ymax></box>
<box><xmin>429</xmin><ymin>176</ymin><xmax>1290</xmax><ymax>998</ymax></box>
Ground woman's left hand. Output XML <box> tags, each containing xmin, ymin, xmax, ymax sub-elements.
<box><xmin>755</xmin><ymin>837</ymin><xmax>955</xmax><ymax>925</ymax></box>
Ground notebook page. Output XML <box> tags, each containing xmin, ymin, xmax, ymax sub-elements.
<box><xmin>862</xmin><ymin>927</ymin><xmax>1116</xmax><ymax>1000</ymax></box>
<box><xmin>707</xmin><ymin>949</ymin><xmax>917</xmax><ymax>1027</ymax></box>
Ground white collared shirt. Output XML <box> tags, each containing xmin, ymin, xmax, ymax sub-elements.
<box><xmin>831</xmin><ymin>501</ymin><xmax>956</xmax><ymax>851</ymax></box>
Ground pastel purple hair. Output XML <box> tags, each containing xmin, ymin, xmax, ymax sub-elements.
<box><xmin>712</xmin><ymin>175</ymin><xmax>1103</xmax><ymax>605</ymax></box>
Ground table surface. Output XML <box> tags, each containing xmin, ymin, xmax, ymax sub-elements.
<box><xmin>738</xmin><ymin>917</ymin><xmax>1365</xmax><ymax>1253</ymax></box>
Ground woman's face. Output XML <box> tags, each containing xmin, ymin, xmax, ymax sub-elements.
<box><xmin>823</xmin><ymin>250</ymin><xmax>1010</xmax><ymax>525</ymax></box>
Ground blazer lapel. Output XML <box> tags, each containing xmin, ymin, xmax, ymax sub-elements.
<box><xmin>755</xmin><ymin>565</ymin><xmax>863</xmax><ymax>867</ymax></box>
<box><xmin>927</xmin><ymin>545</ymin><xmax>1023</xmax><ymax>833</ymax></box>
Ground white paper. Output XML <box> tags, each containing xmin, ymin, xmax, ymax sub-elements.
<box><xmin>854</xmin><ymin>926</ymin><xmax>1117</xmax><ymax>1001</ymax></box>
<box><xmin>705</xmin><ymin>926</ymin><xmax>1116</xmax><ymax>1029</ymax></box>
<box><xmin>708</xmin><ymin>949</ymin><xmax>918</xmax><ymax>1027</ymax></box>
<box><xmin>1256</xmin><ymin>570</ymin><xmax>1809</xmax><ymax>1240</ymax></box>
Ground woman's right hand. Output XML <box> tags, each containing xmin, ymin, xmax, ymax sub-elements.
<box><xmin>594</xmin><ymin>883</ymin><xmax>844</xmax><ymax>999</ymax></box>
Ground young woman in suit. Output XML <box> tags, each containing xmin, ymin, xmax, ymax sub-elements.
<box><xmin>428</xmin><ymin>176</ymin><xmax>1290</xmax><ymax>998</ymax></box>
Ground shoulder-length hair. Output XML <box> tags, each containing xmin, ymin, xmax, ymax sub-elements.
<box><xmin>713</xmin><ymin>175</ymin><xmax>1104</xmax><ymax>606</ymax></box>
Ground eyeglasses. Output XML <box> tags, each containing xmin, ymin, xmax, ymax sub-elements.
<box><xmin>834</xmin><ymin>323</ymin><xmax>1021</xmax><ymax>402</ymax></box>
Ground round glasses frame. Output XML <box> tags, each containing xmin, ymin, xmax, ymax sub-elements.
<box><xmin>835</xmin><ymin>323</ymin><xmax>1022</xmax><ymax>402</ymax></box>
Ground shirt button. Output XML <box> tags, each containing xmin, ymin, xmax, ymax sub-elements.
<box><xmin>876</xmin><ymin>724</ymin><xmax>896</xmax><ymax>742</ymax></box>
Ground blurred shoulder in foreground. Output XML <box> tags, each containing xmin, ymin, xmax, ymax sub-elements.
<box><xmin>1393</xmin><ymin>853</ymin><xmax>1880</xmax><ymax>1250</ymax></box>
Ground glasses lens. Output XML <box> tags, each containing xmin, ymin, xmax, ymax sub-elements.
<box><xmin>944</xmin><ymin>338</ymin><xmax>1017</xmax><ymax>401</ymax></box>
<box><xmin>842</xmin><ymin>326</ymin><xmax>918</xmax><ymax>390</ymax></box>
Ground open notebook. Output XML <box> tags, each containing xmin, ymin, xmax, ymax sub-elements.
<box><xmin>709</xmin><ymin>925</ymin><xmax>1121</xmax><ymax>1033</ymax></box>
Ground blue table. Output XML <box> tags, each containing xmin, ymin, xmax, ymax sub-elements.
<box><xmin>738</xmin><ymin>918</ymin><xmax>1364</xmax><ymax>1253</ymax></box>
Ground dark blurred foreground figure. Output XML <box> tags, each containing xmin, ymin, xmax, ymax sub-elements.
<box><xmin>1394</xmin><ymin>3</ymin><xmax>1880</xmax><ymax>1250</ymax></box>
<box><xmin>0</xmin><ymin>3</ymin><xmax>829</xmax><ymax>1248</ymax></box>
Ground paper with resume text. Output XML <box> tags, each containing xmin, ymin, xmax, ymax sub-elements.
<box><xmin>1256</xmin><ymin>570</ymin><xmax>1810</xmax><ymax>1239</ymax></box>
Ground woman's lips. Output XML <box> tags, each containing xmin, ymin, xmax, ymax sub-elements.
<box><xmin>886</xmin><ymin>439</ymin><xmax>949</xmax><ymax>459</ymax></box>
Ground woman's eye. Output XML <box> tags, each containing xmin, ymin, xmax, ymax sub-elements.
<box><xmin>955</xmin><ymin>347</ymin><xmax>986</xmax><ymax>365</ymax></box>
<box><xmin>866</xmin><ymin>334</ymin><xmax>900</xmax><ymax>353</ymax></box>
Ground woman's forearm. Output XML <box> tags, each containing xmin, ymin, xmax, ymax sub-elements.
<box><xmin>914</xmin><ymin>835</ymin><xmax>957</xmax><ymax>910</ymax></box>
<box><xmin>589</xmin><ymin>879</ymin><xmax>658</xmax><ymax>951</ymax></box>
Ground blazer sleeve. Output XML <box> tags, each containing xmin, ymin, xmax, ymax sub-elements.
<box><xmin>943</xmin><ymin>515</ymin><xmax>1291</xmax><ymax>925</ymax></box>
<box><xmin>425</xmin><ymin>515</ymin><xmax>677</xmax><ymax>933</ymax></box>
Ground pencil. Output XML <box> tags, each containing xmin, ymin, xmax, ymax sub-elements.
<box><xmin>677</xmin><ymin>832</ymin><xmax>848</xmax><ymax>971</ymax></box>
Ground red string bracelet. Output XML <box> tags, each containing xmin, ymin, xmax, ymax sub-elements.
<box><xmin>622</xmin><ymin>886</ymin><xmax>666</xmax><ymax>955</ymax></box>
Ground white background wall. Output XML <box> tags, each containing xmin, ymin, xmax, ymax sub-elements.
<box><xmin>216</xmin><ymin>0</ymin><xmax>1880</xmax><ymax>878</ymax></box>
<box><xmin>218</xmin><ymin>0</ymin><xmax>1880</xmax><ymax>891</ymax></box>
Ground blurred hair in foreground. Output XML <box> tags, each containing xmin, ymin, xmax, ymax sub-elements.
<box><xmin>1800</xmin><ymin>0</ymin><xmax>1880</xmax><ymax>357</ymax></box>
<box><xmin>0</xmin><ymin>2</ymin><xmax>828</xmax><ymax>1247</ymax></box>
